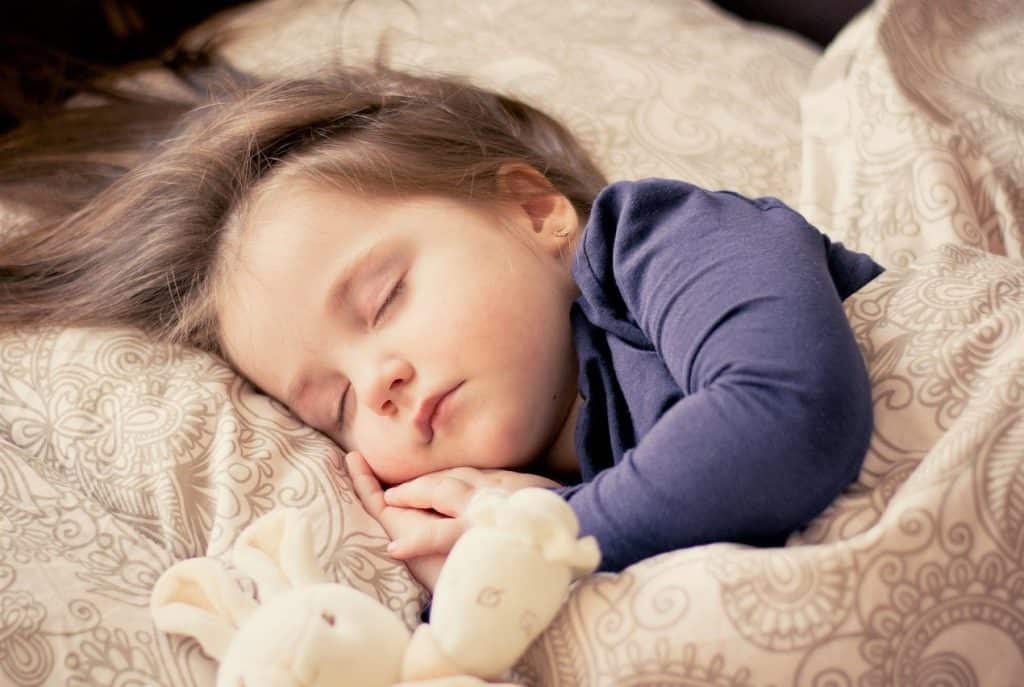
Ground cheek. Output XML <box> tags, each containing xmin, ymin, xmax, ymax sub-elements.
<box><xmin>460</xmin><ymin>401</ymin><xmax>539</xmax><ymax>470</ymax></box>
<box><xmin>349</xmin><ymin>418</ymin><xmax>425</xmax><ymax>485</ymax></box>
<box><xmin>427</xmin><ymin>276</ymin><xmax>528</xmax><ymax>356</ymax></box>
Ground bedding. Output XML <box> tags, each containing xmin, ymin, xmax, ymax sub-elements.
<box><xmin>1</xmin><ymin>0</ymin><xmax>1023</xmax><ymax>685</ymax></box>
<box><xmin>799</xmin><ymin>0</ymin><xmax>1024</xmax><ymax>265</ymax></box>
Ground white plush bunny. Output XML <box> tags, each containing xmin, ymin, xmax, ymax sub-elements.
<box><xmin>150</xmin><ymin>488</ymin><xmax>600</xmax><ymax>687</ymax></box>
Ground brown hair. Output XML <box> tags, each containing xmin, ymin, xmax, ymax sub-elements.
<box><xmin>0</xmin><ymin>56</ymin><xmax>607</xmax><ymax>358</ymax></box>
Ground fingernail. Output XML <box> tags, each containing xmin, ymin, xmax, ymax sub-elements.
<box><xmin>386</xmin><ymin>541</ymin><xmax>400</xmax><ymax>556</ymax></box>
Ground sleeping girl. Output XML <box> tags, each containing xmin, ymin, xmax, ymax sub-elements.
<box><xmin>0</xmin><ymin>63</ymin><xmax>883</xmax><ymax>594</ymax></box>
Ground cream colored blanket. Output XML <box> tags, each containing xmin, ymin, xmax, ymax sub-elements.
<box><xmin>1</xmin><ymin>0</ymin><xmax>1023</xmax><ymax>684</ymax></box>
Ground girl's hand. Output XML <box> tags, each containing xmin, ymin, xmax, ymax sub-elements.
<box><xmin>345</xmin><ymin>451</ymin><xmax>464</xmax><ymax>593</ymax></box>
<box><xmin>381</xmin><ymin>467</ymin><xmax>562</xmax><ymax>559</ymax></box>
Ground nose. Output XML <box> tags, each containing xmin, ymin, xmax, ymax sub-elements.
<box><xmin>361</xmin><ymin>356</ymin><xmax>414</xmax><ymax>416</ymax></box>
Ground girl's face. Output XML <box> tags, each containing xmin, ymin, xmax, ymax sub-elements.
<box><xmin>217</xmin><ymin>174</ymin><xmax>581</xmax><ymax>485</ymax></box>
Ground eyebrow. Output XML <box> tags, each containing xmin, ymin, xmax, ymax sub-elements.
<box><xmin>328</xmin><ymin>241</ymin><xmax>382</xmax><ymax>312</ymax></box>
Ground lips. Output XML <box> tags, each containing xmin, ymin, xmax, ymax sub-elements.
<box><xmin>414</xmin><ymin>383</ymin><xmax>461</xmax><ymax>441</ymax></box>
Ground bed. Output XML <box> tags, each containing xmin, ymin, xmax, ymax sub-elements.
<box><xmin>1</xmin><ymin>0</ymin><xmax>1023</xmax><ymax>684</ymax></box>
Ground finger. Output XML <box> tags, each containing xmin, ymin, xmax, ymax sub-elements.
<box><xmin>344</xmin><ymin>451</ymin><xmax>386</xmax><ymax>516</ymax></box>
<box><xmin>385</xmin><ymin>476</ymin><xmax>475</xmax><ymax>517</ymax></box>
<box><xmin>387</xmin><ymin>518</ymin><xmax>467</xmax><ymax>560</ymax></box>
<box><xmin>386</xmin><ymin>466</ymin><xmax>483</xmax><ymax>498</ymax></box>
<box><xmin>443</xmin><ymin>466</ymin><xmax>488</xmax><ymax>481</ymax></box>
<box><xmin>382</xmin><ymin>475</ymin><xmax>442</xmax><ymax>509</ymax></box>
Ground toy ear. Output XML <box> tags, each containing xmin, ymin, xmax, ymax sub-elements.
<box><xmin>467</xmin><ymin>488</ymin><xmax>601</xmax><ymax>579</ymax></box>
<box><xmin>150</xmin><ymin>557</ymin><xmax>258</xmax><ymax>661</ymax></box>
<box><xmin>232</xmin><ymin>509</ymin><xmax>328</xmax><ymax>600</ymax></box>
<box><xmin>506</xmin><ymin>489</ymin><xmax>601</xmax><ymax>579</ymax></box>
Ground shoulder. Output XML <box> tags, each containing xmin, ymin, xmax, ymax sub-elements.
<box><xmin>577</xmin><ymin>178</ymin><xmax>806</xmax><ymax>275</ymax></box>
<box><xmin>591</xmin><ymin>177</ymin><xmax>791</xmax><ymax>210</ymax></box>
<box><xmin>571</xmin><ymin>178</ymin><xmax>747</xmax><ymax>333</ymax></box>
<box><xmin>587</xmin><ymin>178</ymin><xmax>702</xmax><ymax>225</ymax></box>
<box><xmin>571</xmin><ymin>179</ymin><xmax>828</xmax><ymax>329</ymax></box>
<box><xmin>579</xmin><ymin>178</ymin><xmax>701</xmax><ymax>264</ymax></box>
<box><xmin>585</xmin><ymin>178</ymin><xmax>800</xmax><ymax>245</ymax></box>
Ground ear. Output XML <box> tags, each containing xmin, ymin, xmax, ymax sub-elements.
<box><xmin>469</xmin><ymin>488</ymin><xmax>601</xmax><ymax>580</ymax></box>
<box><xmin>232</xmin><ymin>509</ymin><xmax>328</xmax><ymax>601</ymax></box>
<box><xmin>150</xmin><ymin>557</ymin><xmax>258</xmax><ymax>661</ymax></box>
<box><xmin>495</xmin><ymin>162</ymin><xmax>579</xmax><ymax>255</ymax></box>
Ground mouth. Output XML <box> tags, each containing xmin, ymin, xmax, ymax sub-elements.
<box><xmin>415</xmin><ymin>382</ymin><xmax>462</xmax><ymax>442</ymax></box>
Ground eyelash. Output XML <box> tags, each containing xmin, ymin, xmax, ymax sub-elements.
<box><xmin>372</xmin><ymin>278</ymin><xmax>404</xmax><ymax>327</ymax></box>
<box><xmin>336</xmin><ymin>385</ymin><xmax>349</xmax><ymax>431</ymax></box>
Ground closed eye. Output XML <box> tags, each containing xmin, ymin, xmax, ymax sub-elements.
<box><xmin>372</xmin><ymin>277</ymin><xmax>404</xmax><ymax>327</ymax></box>
<box><xmin>336</xmin><ymin>384</ymin><xmax>349</xmax><ymax>430</ymax></box>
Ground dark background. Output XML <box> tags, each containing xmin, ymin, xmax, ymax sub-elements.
<box><xmin>713</xmin><ymin>0</ymin><xmax>871</xmax><ymax>46</ymax></box>
<box><xmin>0</xmin><ymin>0</ymin><xmax>872</xmax><ymax>134</ymax></box>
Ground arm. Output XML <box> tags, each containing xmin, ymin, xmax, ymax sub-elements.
<box><xmin>559</xmin><ymin>180</ymin><xmax>878</xmax><ymax>572</ymax></box>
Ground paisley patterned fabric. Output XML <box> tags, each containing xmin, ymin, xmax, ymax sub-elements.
<box><xmin>799</xmin><ymin>0</ymin><xmax>1024</xmax><ymax>266</ymax></box>
<box><xmin>2</xmin><ymin>0</ymin><xmax>1023</xmax><ymax>685</ymax></box>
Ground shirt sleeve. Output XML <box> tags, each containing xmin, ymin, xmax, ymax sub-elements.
<box><xmin>557</xmin><ymin>180</ymin><xmax>877</xmax><ymax>572</ymax></box>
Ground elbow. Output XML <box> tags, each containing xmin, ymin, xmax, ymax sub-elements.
<box><xmin>820</xmin><ymin>348</ymin><xmax>874</xmax><ymax>486</ymax></box>
<box><xmin>784</xmin><ymin>361</ymin><xmax>874</xmax><ymax>527</ymax></box>
<box><xmin>745</xmin><ymin>360</ymin><xmax>874</xmax><ymax>539</ymax></box>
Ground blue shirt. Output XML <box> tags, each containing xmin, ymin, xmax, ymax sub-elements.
<box><xmin>553</xmin><ymin>179</ymin><xmax>883</xmax><ymax>573</ymax></box>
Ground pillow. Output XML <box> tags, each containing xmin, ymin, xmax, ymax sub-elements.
<box><xmin>180</xmin><ymin>0</ymin><xmax>819</xmax><ymax>202</ymax></box>
<box><xmin>797</xmin><ymin>0</ymin><xmax>1024</xmax><ymax>266</ymax></box>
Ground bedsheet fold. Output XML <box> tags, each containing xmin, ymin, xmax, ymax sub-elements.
<box><xmin>799</xmin><ymin>0</ymin><xmax>1024</xmax><ymax>266</ymax></box>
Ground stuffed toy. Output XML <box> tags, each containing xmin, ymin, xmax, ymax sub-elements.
<box><xmin>150</xmin><ymin>487</ymin><xmax>600</xmax><ymax>687</ymax></box>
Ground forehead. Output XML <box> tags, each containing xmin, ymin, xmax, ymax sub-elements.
<box><xmin>239</xmin><ymin>181</ymin><xmax>370</xmax><ymax>282</ymax></box>
<box><xmin>216</xmin><ymin>180</ymin><xmax>379</xmax><ymax>389</ymax></box>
